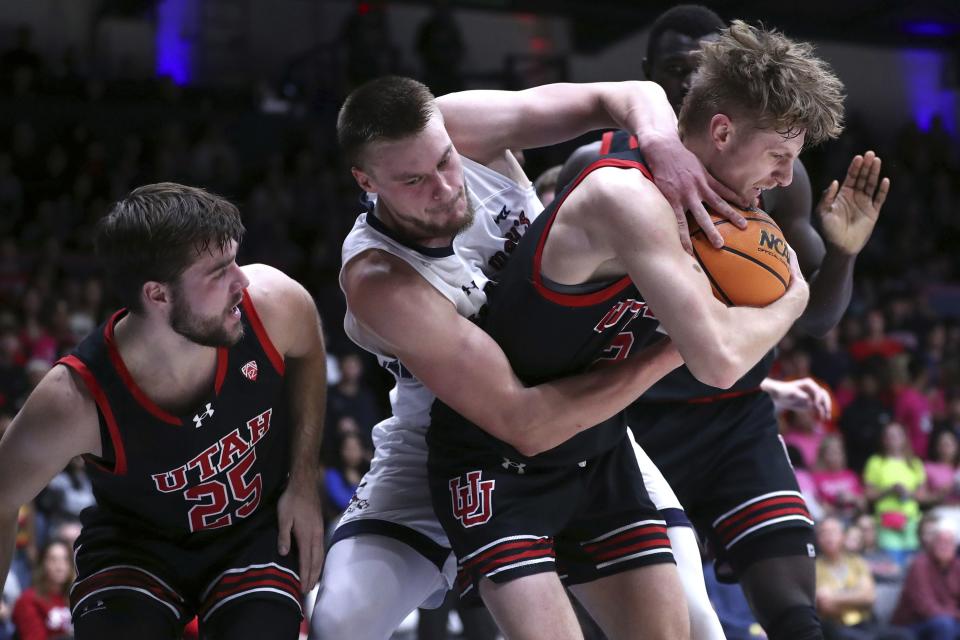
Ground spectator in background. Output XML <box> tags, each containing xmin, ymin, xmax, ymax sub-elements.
<box><xmin>856</xmin><ymin>513</ymin><xmax>905</xmax><ymax>584</ymax></box>
<box><xmin>850</xmin><ymin>310</ymin><xmax>905</xmax><ymax>363</ymax></box>
<box><xmin>813</xmin><ymin>434</ymin><xmax>867</xmax><ymax>520</ymax></box>
<box><xmin>864</xmin><ymin>422</ymin><xmax>928</xmax><ymax>565</ymax></box>
<box><xmin>812</xmin><ymin>327</ymin><xmax>855</xmax><ymax>391</ymax></box>
<box><xmin>326</xmin><ymin>352</ymin><xmax>382</xmax><ymax>447</ymax></box>
<box><xmin>415</xmin><ymin>0</ymin><xmax>466</xmax><ymax>95</ymax></box>
<box><xmin>895</xmin><ymin>357</ymin><xmax>940</xmax><ymax>461</ymax></box>
<box><xmin>893</xmin><ymin>520</ymin><xmax>960</xmax><ymax>639</ymax></box>
<box><xmin>841</xmin><ymin>368</ymin><xmax>892</xmax><ymax>473</ymax></box>
<box><xmin>924</xmin><ymin>429</ymin><xmax>960</xmax><ymax>508</ymax></box>
<box><xmin>37</xmin><ymin>457</ymin><xmax>95</xmax><ymax>532</ymax></box>
<box><xmin>782</xmin><ymin>407</ymin><xmax>826</xmax><ymax>469</ymax></box>
<box><xmin>533</xmin><ymin>164</ymin><xmax>562</xmax><ymax>207</ymax></box>
<box><xmin>10</xmin><ymin>539</ymin><xmax>73</xmax><ymax>640</ymax></box>
<box><xmin>322</xmin><ymin>433</ymin><xmax>369</xmax><ymax>524</ymax></box>
<box><xmin>815</xmin><ymin>516</ymin><xmax>912</xmax><ymax>640</ymax></box>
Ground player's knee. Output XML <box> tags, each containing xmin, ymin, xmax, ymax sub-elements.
<box><xmin>765</xmin><ymin>605</ymin><xmax>822</xmax><ymax>640</ymax></box>
<box><xmin>310</xmin><ymin>605</ymin><xmax>358</xmax><ymax>640</ymax></box>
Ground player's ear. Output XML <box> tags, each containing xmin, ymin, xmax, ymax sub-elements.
<box><xmin>709</xmin><ymin>113</ymin><xmax>734</xmax><ymax>150</ymax></box>
<box><xmin>351</xmin><ymin>166</ymin><xmax>375</xmax><ymax>193</ymax></box>
<box><xmin>142</xmin><ymin>281</ymin><xmax>170</xmax><ymax>309</ymax></box>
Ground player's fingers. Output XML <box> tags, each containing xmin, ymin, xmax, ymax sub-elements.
<box><xmin>854</xmin><ymin>151</ymin><xmax>873</xmax><ymax>192</ymax></box>
<box><xmin>874</xmin><ymin>177</ymin><xmax>891</xmax><ymax>210</ymax></box>
<box><xmin>310</xmin><ymin>531</ymin><xmax>326</xmax><ymax>590</ymax></box>
<box><xmin>673</xmin><ymin>206</ymin><xmax>695</xmax><ymax>255</ymax></box>
<box><xmin>841</xmin><ymin>155</ymin><xmax>863</xmax><ymax>189</ymax></box>
<box><xmin>688</xmin><ymin>202</ymin><xmax>724</xmax><ymax>249</ymax></box>
<box><xmin>863</xmin><ymin>155</ymin><xmax>881</xmax><ymax>196</ymax></box>
<box><xmin>277</xmin><ymin>517</ymin><xmax>292</xmax><ymax>555</ymax></box>
<box><xmin>820</xmin><ymin>180</ymin><xmax>839</xmax><ymax>210</ymax></box>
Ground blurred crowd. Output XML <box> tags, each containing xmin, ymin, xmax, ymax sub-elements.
<box><xmin>0</xmin><ymin>10</ymin><xmax>958</xmax><ymax>640</ymax></box>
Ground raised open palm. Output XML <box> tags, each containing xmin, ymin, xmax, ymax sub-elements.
<box><xmin>817</xmin><ymin>150</ymin><xmax>890</xmax><ymax>255</ymax></box>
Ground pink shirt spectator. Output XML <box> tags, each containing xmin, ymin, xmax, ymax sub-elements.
<box><xmin>783</xmin><ymin>429</ymin><xmax>824</xmax><ymax>469</ymax></box>
<box><xmin>812</xmin><ymin>468</ymin><xmax>864</xmax><ymax>508</ymax></box>
<box><xmin>925</xmin><ymin>461</ymin><xmax>960</xmax><ymax>504</ymax></box>
<box><xmin>895</xmin><ymin>387</ymin><xmax>933</xmax><ymax>459</ymax></box>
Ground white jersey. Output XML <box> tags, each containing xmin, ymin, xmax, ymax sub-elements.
<box><xmin>340</xmin><ymin>155</ymin><xmax>542</xmax><ymax>436</ymax></box>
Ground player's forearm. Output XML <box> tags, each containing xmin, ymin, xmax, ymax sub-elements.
<box><xmin>700</xmin><ymin>287</ymin><xmax>808</xmax><ymax>387</ymax></box>
<box><xmin>506</xmin><ymin>339</ymin><xmax>683</xmax><ymax>457</ymax></box>
<box><xmin>794</xmin><ymin>248</ymin><xmax>856</xmax><ymax>337</ymax></box>
<box><xmin>284</xmin><ymin>351</ymin><xmax>326</xmax><ymax>485</ymax></box>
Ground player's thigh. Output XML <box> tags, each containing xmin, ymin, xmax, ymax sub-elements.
<box><xmin>202</xmin><ymin>598</ymin><xmax>300</xmax><ymax>640</ymax></box>
<box><xmin>569</xmin><ymin>563</ymin><xmax>689</xmax><ymax>640</ymax></box>
<box><xmin>479</xmin><ymin>572</ymin><xmax>583</xmax><ymax>640</ymax></box>
<box><xmin>310</xmin><ymin>534</ymin><xmax>449</xmax><ymax>640</ymax></box>
<box><xmin>73</xmin><ymin>591</ymin><xmax>181</xmax><ymax>640</ymax></box>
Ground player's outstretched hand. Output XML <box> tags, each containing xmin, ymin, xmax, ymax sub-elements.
<box><xmin>817</xmin><ymin>150</ymin><xmax>890</xmax><ymax>256</ymax></box>
<box><xmin>762</xmin><ymin>377</ymin><xmax>832</xmax><ymax>420</ymax></box>
<box><xmin>641</xmin><ymin>135</ymin><xmax>747</xmax><ymax>253</ymax></box>
<box><xmin>277</xmin><ymin>481</ymin><xmax>326</xmax><ymax>593</ymax></box>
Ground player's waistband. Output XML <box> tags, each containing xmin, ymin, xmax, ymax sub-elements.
<box><xmin>640</xmin><ymin>387</ymin><xmax>762</xmax><ymax>405</ymax></box>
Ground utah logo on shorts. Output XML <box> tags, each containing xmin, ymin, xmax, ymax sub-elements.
<box><xmin>449</xmin><ymin>470</ymin><xmax>495</xmax><ymax>528</ymax></box>
<box><xmin>241</xmin><ymin>360</ymin><xmax>258</xmax><ymax>381</ymax></box>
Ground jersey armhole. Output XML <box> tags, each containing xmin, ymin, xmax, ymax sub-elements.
<box><xmin>56</xmin><ymin>356</ymin><xmax>127</xmax><ymax>476</ymax></box>
<box><xmin>241</xmin><ymin>288</ymin><xmax>285</xmax><ymax>376</ymax></box>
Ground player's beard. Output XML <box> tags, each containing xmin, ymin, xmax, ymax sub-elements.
<box><xmin>414</xmin><ymin>187</ymin><xmax>475</xmax><ymax>239</ymax></box>
<box><xmin>169</xmin><ymin>286</ymin><xmax>244</xmax><ymax>348</ymax></box>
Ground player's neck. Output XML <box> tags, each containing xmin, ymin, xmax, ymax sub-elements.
<box><xmin>112</xmin><ymin>312</ymin><xmax>220</xmax><ymax>400</ymax></box>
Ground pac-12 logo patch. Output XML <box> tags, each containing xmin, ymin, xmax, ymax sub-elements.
<box><xmin>241</xmin><ymin>360</ymin><xmax>258</xmax><ymax>381</ymax></box>
<box><xmin>449</xmin><ymin>471</ymin><xmax>495</xmax><ymax>528</ymax></box>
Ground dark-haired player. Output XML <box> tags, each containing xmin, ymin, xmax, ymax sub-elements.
<box><xmin>560</xmin><ymin>6</ymin><xmax>890</xmax><ymax>639</ymax></box>
<box><xmin>0</xmin><ymin>183</ymin><xmax>327</xmax><ymax>639</ymax></box>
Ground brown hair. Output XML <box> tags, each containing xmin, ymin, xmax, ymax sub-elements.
<box><xmin>95</xmin><ymin>183</ymin><xmax>245</xmax><ymax>313</ymax></box>
<box><xmin>679</xmin><ymin>20</ymin><xmax>845</xmax><ymax>145</ymax></box>
<box><xmin>337</xmin><ymin>75</ymin><xmax>437</xmax><ymax>168</ymax></box>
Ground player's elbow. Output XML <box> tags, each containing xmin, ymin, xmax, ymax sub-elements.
<box><xmin>686</xmin><ymin>343</ymin><xmax>742</xmax><ymax>390</ymax></box>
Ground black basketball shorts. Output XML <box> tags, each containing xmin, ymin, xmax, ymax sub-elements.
<box><xmin>428</xmin><ymin>434</ymin><xmax>675</xmax><ymax>602</ymax></box>
<box><xmin>629</xmin><ymin>391</ymin><xmax>814</xmax><ymax>579</ymax></box>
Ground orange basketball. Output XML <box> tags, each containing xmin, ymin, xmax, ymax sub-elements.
<box><xmin>689</xmin><ymin>207</ymin><xmax>791</xmax><ymax>307</ymax></box>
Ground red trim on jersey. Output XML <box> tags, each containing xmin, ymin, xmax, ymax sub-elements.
<box><xmin>459</xmin><ymin>538</ymin><xmax>552</xmax><ymax>574</ymax></box>
<box><xmin>241</xmin><ymin>289</ymin><xmax>285</xmax><ymax>376</ymax></box>
<box><xmin>684</xmin><ymin>387</ymin><xmax>762</xmax><ymax>404</ymax></box>
<box><xmin>591</xmin><ymin>536</ymin><xmax>672</xmax><ymax>562</ymax></box>
<box><xmin>599</xmin><ymin>131</ymin><xmax>614</xmax><ymax>156</ymax></box>
<box><xmin>214</xmin><ymin>347</ymin><xmax>228</xmax><ymax>394</ymax></box>
<box><xmin>531</xmin><ymin>158</ymin><xmax>654</xmax><ymax>307</ymax></box>
<box><xmin>628</xmin><ymin>135</ymin><xmax>639</xmax><ymax>150</ymax></box>
<box><xmin>581</xmin><ymin>523</ymin><xmax>667</xmax><ymax>553</ymax></box>
<box><xmin>104</xmin><ymin>310</ymin><xmax>182</xmax><ymax>426</ymax></box>
<box><xmin>56</xmin><ymin>356</ymin><xmax>127</xmax><ymax>475</ymax></box>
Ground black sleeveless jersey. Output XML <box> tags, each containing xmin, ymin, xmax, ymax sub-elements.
<box><xmin>599</xmin><ymin>130</ymin><xmax>774</xmax><ymax>403</ymax></box>
<box><xmin>428</xmin><ymin>150</ymin><xmax>664</xmax><ymax>465</ymax></box>
<box><xmin>57</xmin><ymin>289</ymin><xmax>291</xmax><ymax>538</ymax></box>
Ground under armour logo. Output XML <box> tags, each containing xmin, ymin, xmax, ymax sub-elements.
<box><xmin>501</xmin><ymin>457</ymin><xmax>526</xmax><ymax>474</ymax></box>
<box><xmin>494</xmin><ymin>205</ymin><xmax>510</xmax><ymax>224</ymax></box>
<box><xmin>241</xmin><ymin>360</ymin><xmax>258</xmax><ymax>381</ymax></box>
<box><xmin>462</xmin><ymin>282</ymin><xmax>480</xmax><ymax>296</ymax></box>
<box><xmin>193</xmin><ymin>403</ymin><xmax>214</xmax><ymax>428</ymax></box>
<box><xmin>807</xmin><ymin>543</ymin><xmax>816</xmax><ymax>558</ymax></box>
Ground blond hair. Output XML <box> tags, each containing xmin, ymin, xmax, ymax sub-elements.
<box><xmin>679</xmin><ymin>20</ymin><xmax>845</xmax><ymax>145</ymax></box>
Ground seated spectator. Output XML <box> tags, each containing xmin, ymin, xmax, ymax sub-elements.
<box><xmin>840</xmin><ymin>369</ymin><xmax>891</xmax><ymax>474</ymax></box>
<box><xmin>37</xmin><ymin>457</ymin><xmax>95</xmax><ymax>531</ymax></box>
<box><xmin>892</xmin><ymin>520</ymin><xmax>960</xmax><ymax>639</ymax></box>
<box><xmin>849</xmin><ymin>310</ymin><xmax>905</xmax><ymax>363</ymax></box>
<box><xmin>813</xmin><ymin>434</ymin><xmax>867</xmax><ymax>520</ymax></box>
<box><xmin>787</xmin><ymin>444</ymin><xmax>825</xmax><ymax>522</ymax></box>
<box><xmin>782</xmin><ymin>408</ymin><xmax>826</xmax><ymax>469</ymax></box>
<box><xmin>11</xmin><ymin>539</ymin><xmax>73</xmax><ymax>640</ymax></box>
<box><xmin>864</xmin><ymin>422</ymin><xmax>928</xmax><ymax>565</ymax></box>
<box><xmin>895</xmin><ymin>357</ymin><xmax>940</xmax><ymax>460</ymax></box>
<box><xmin>856</xmin><ymin>514</ymin><xmax>905</xmax><ymax>584</ymax></box>
<box><xmin>816</xmin><ymin>515</ymin><xmax>913</xmax><ymax>639</ymax></box>
<box><xmin>326</xmin><ymin>352</ymin><xmax>383</xmax><ymax>446</ymax></box>
<box><xmin>322</xmin><ymin>433</ymin><xmax>369</xmax><ymax>523</ymax></box>
<box><xmin>924</xmin><ymin>429</ymin><xmax>960</xmax><ymax>507</ymax></box>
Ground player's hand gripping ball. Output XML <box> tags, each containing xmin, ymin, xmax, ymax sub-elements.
<box><xmin>689</xmin><ymin>207</ymin><xmax>791</xmax><ymax>307</ymax></box>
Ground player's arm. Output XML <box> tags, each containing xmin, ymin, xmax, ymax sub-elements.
<box><xmin>437</xmin><ymin>81</ymin><xmax>744</xmax><ymax>236</ymax></box>
<box><xmin>774</xmin><ymin>153</ymin><xmax>889</xmax><ymax>337</ymax></box>
<box><xmin>342</xmin><ymin>252</ymin><xmax>683</xmax><ymax>458</ymax></box>
<box><xmin>0</xmin><ymin>365</ymin><xmax>100</xmax><ymax>587</ymax></box>
<box><xmin>574</xmin><ymin>167</ymin><xmax>809</xmax><ymax>389</ymax></box>
<box><xmin>243</xmin><ymin>264</ymin><xmax>326</xmax><ymax>593</ymax></box>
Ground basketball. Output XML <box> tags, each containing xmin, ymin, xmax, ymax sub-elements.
<box><xmin>689</xmin><ymin>207</ymin><xmax>791</xmax><ymax>307</ymax></box>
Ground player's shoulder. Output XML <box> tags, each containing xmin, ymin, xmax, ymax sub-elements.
<box><xmin>242</xmin><ymin>264</ymin><xmax>316</xmax><ymax>342</ymax></box>
<box><xmin>575</xmin><ymin>164</ymin><xmax>665</xmax><ymax>212</ymax></box>
<box><xmin>343</xmin><ymin>249</ymin><xmax>447</xmax><ymax>317</ymax></box>
<box><xmin>31</xmin><ymin>363</ymin><xmax>99</xmax><ymax>429</ymax></box>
